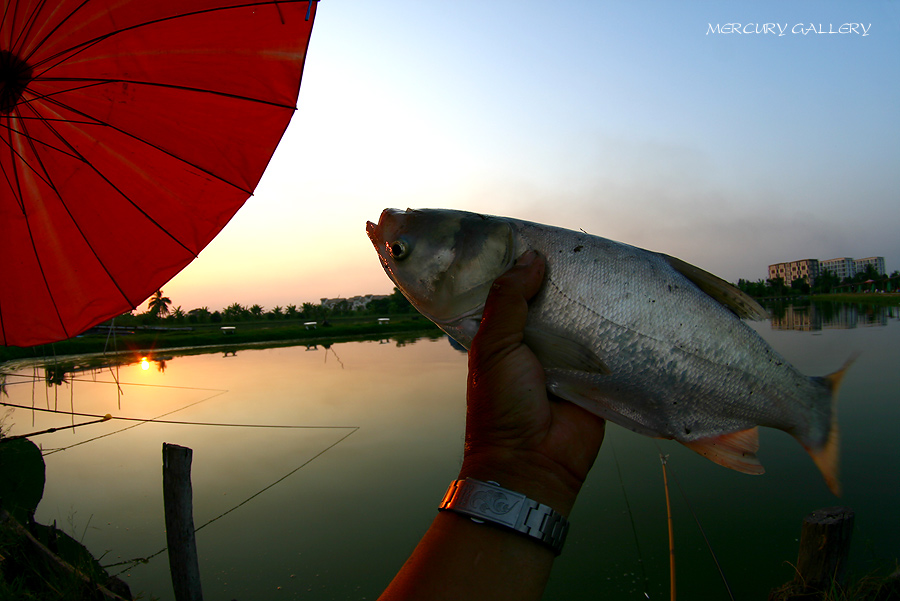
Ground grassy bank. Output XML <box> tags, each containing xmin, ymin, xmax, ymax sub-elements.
<box><xmin>0</xmin><ymin>315</ymin><xmax>442</xmax><ymax>364</ymax></box>
<box><xmin>751</xmin><ymin>293</ymin><xmax>900</xmax><ymax>306</ymax></box>
<box><xmin>810</xmin><ymin>293</ymin><xmax>900</xmax><ymax>305</ymax></box>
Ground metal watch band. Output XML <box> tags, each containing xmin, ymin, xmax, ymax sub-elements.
<box><xmin>438</xmin><ymin>478</ymin><xmax>569</xmax><ymax>555</ymax></box>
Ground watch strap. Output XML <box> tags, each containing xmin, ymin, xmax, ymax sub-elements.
<box><xmin>439</xmin><ymin>478</ymin><xmax>569</xmax><ymax>555</ymax></box>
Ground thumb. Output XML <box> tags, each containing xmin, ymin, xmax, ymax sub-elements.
<box><xmin>472</xmin><ymin>250</ymin><xmax>545</xmax><ymax>355</ymax></box>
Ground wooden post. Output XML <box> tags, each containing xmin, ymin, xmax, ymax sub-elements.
<box><xmin>794</xmin><ymin>506</ymin><xmax>854</xmax><ymax>591</ymax></box>
<box><xmin>770</xmin><ymin>506</ymin><xmax>854</xmax><ymax>600</ymax></box>
<box><xmin>163</xmin><ymin>443</ymin><xmax>203</xmax><ymax>601</ymax></box>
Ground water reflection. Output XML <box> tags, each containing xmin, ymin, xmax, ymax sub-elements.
<box><xmin>1</xmin><ymin>310</ymin><xmax>897</xmax><ymax>600</ymax></box>
<box><xmin>5</xmin><ymin>329</ymin><xmax>449</xmax><ymax>391</ymax></box>
<box><xmin>770</xmin><ymin>302</ymin><xmax>898</xmax><ymax>331</ymax></box>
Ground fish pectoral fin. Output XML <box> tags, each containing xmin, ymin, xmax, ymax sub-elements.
<box><xmin>525</xmin><ymin>328</ymin><xmax>610</xmax><ymax>374</ymax></box>
<box><xmin>660</xmin><ymin>253</ymin><xmax>769</xmax><ymax>320</ymax></box>
<box><xmin>545</xmin><ymin>368</ymin><xmax>660</xmax><ymax>438</ymax></box>
<box><xmin>680</xmin><ymin>427</ymin><xmax>765</xmax><ymax>475</ymax></box>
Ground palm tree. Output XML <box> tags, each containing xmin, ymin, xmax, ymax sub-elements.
<box><xmin>147</xmin><ymin>289</ymin><xmax>172</xmax><ymax>319</ymax></box>
<box><xmin>285</xmin><ymin>304</ymin><xmax>299</xmax><ymax>320</ymax></box>
<box><xmin>223</xmin><ymin>303</ymin><xmax>246</xmax><ymax>321</ymax></box>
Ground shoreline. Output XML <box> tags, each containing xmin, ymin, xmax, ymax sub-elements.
<box><xmin>3</xmin><ymin>293</ymin><xmax>898</xmax><ymax>364</ymax></box>
<box><xmin>0</xmin><ymin>317</ymin><xmax>443</xmax><ymax>365</ymax></box>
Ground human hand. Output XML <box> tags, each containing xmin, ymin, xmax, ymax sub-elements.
<box><xmin>460</xmin><ymin>250</ymin><xmax>606</xmax><ymax>516</ymax></box>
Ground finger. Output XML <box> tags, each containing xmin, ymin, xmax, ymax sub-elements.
<box><xmin>473</xmin><ymin>251</ymin><xmax>545</xmax><ymax>353</ymax></box>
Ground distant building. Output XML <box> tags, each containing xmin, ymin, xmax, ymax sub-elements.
<box><xmin>854</xmin><ymin>256</ymin><xmax>886</xmax><ymax>277</ymax></box>
<box><xmin>768</xmin><ymin>259</ymin><xmax>819</xmax><ymax>286</ymax></box>
<box><xmin>818</xmin><ymin>256</ymin><xmax>886</xmax><ymax>280</ymax></box>
<box><xmin>770</xmin><ymin>256</ymin><xmax>887</xmax><ymax>284</ymax></box>
<box><xmin>320</xmin><ymin>294</ymin><xmax>389</xmax><ymax>311</ymax></box>
<box><xmin>820</xmin><ymin>257</ymin><xmax>855</xmax><ymax>280</ymax></box>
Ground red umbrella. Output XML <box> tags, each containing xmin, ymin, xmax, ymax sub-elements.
<box><xmin>0</xmin><ymin>0</ymin><xmax>317</xmax><ymax>347</ymax></box>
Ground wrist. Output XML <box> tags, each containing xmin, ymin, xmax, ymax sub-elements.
<box><xmin>459</xmin><ymin>446</ymin><xmax>585</xmax><ymax>517</ymax></box>
<box><xmin>439</xmin><ymin>478</ymin><xmax>570</xmax><ymax>556</ymax></box>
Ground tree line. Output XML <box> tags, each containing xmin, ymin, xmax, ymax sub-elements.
<box><xmin>123</xmin><ymin>265</ymin><xmax>899</xmax><ymax>326</ymax></box>
<box><xmin>119</xmin><ymin>287</ymin><xmax>418</xmax><ymax>325</ymax></box>
<box><xmin>737</xmin><ymin>265</ymin><xmax>900</xmax><ymax>298</ymax></box>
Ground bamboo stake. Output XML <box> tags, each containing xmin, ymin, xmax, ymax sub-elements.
<box><xmin>1</xmin><ymin>414</ymin><xmax>111</xmax><ymax>440</ymax></box>
<box><xmin>661</xmin><ymin>454</ymin><xmax>676</xmax><ymax>601</ymax></box>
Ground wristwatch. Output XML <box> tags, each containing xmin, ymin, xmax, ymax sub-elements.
<box><xmin>439</xmin><ymin>478</ymin><xmax>569</xmax><ymax>555</ymax></box>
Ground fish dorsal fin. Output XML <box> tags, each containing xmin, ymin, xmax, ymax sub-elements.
<box><xmin>524</xmin><ymin>327</ymin><xmax>611</xmax><ymax>374</ymax></box>
<box><xmin>660</xmin><ymin>253</ymin><xmax>768</xmax><ymax>320</ymax></box>
<box><xmin>680</xmin><ymin>427</ymin><xmax>765</xmax><ymax>475</ymax></box>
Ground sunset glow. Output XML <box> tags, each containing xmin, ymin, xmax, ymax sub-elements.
<box><xmin>153</xmin><ymin>2</ymin><xmax>898</xmax><ymax>314</ymax></box>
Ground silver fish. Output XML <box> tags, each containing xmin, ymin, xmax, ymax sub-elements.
<box><xmin>366</xmin><ymin>208</ymin><xmax>848</xmax><ymax>495</ymax></box>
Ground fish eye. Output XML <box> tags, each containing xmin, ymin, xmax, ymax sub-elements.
<box><xmin>389</xmin><ymin>239</ymin><xmax>410</xmax><ymax>260</ymax></box>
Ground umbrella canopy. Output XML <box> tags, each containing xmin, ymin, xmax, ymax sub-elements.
<box><xmin>0</xmin><ymin>0</ymin><xmax>317</xmax><ymax>347</ymax></box>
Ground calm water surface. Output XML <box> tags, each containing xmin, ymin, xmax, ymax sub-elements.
<box><xmin>2</xmin><ymin>303</ymin><xmax>898</xmax><ymax>600</ymax></box>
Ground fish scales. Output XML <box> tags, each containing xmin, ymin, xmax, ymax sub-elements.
<box><xmin>520</xmin><ymin>222</ymin><xmax>812</xmax><ymax>437</ymax></box>
<box><xmin>367</xmin><ymin>208</ymin><xmax>848</xmax><ymax>494</ymax></box>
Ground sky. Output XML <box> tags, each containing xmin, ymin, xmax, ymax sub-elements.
<box><xmin>158</xmin><ymin>0</ymin><xmax>900</xmax><ymax>313</ymax></box>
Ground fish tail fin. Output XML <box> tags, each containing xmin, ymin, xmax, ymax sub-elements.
<box><xmin>804</xmin><ymin>355</ymin><xmax>857</xmax><ymax>497</ymax></box>
<box><xmin>681</xmin><ymin>427</ymin><xmax>765</xmax><ymax>475</ymax></box>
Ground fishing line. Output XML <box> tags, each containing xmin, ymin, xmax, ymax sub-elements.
<box><xmin>193</xmin><ymin>426</ymin><xmax>359</xmax><ymax>533</ymax></box>
<box><xmin>610</xmin><ymin>439</ymin><xmax>651</xmax><ymax>598</ymax></box>
<box><xmin>31</xmin><ymin>364</ymin><xmax>37</xmax><ymax>427</ymax></box>
<box><xmin>102</xmin><ymin>318</ymin><xmax>124</xmax><ymax>408</ymax></box>
<box><xmin>69</xmin><ymin>372</ymin><xmax>75</xmax><ymax>431</ymax></box>
<box><xmin>0</xmin><ymin>371</ymin><xmax>229</xmax><ymax>392</ymax></box>
<box><xmin>106</xmin><ymin>426</ymin><xmax>360</xmax><ymax>576</ymax></box>
<box><xmin>64</xmin><ymin>378</ymin><xmax>228</xmax><ymax>390</ymax></box>
<box><xmin>654</xmin><ymin>442</ymin><xmax>735</xmax><ymax>601</ymax></box>
<box><xmin>26</xmin><ymin>392</ymin><xmax>229</xmax><ymax>455</ymax></box>
<box><xmin>0</xmin><ymin>400</ymin><xmax>359</xmax><ymax>430</ymax></box>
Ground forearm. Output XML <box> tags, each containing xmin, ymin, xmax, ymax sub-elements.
<box><xmin>379</xmin><ymin>454</ymin><xmax>581</xmax><ymax>601</ymax></box>
<box><xmin>378</xmin><ymin>507</ymin><xmax>556</xmax><ymax>601</ymax></box>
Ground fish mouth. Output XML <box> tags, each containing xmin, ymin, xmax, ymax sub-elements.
<box><xmin>366</xmin><ymin>212</ymin><xmax>400</xmax><ymax>284</ymax></box>
<box><xmin>366</xmin><ymin>219</ymin><xmax>389</xmax><ymax>273</ymax></box>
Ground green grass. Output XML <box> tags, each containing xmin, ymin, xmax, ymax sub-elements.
<box><xmin>769</xmin><ymin>561</ymin><xmax>900</xmax><ymax>600</ymax></box>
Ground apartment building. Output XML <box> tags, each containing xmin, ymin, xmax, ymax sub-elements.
<box><xmin>771</xmin><ymin>256</ymin><xmax>886</xmax><ymax>284</ymax></box>
<box><xmin>768</xmin><ymin>259</ymin><xmax>819</xmax><ymax>286</ymax></box>
<box><xmin>854</xmin><ymin>256</ymin><xmax>886</xmax><ymax>276</ymax></box>
<box><xmin>820</xmin><ymin>256</ymin><xmax>886</xmax><ymax>280</ymax></box>
<box><xmin>819</xmin><ymin>257</ymin><xmax>855</xmax><ymax>280</ymax></box>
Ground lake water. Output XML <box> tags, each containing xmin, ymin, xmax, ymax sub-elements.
<box><xmin>2</xmin><ymin>303</ymin><xmax>898</xmax><ymax>600</ymax></box>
